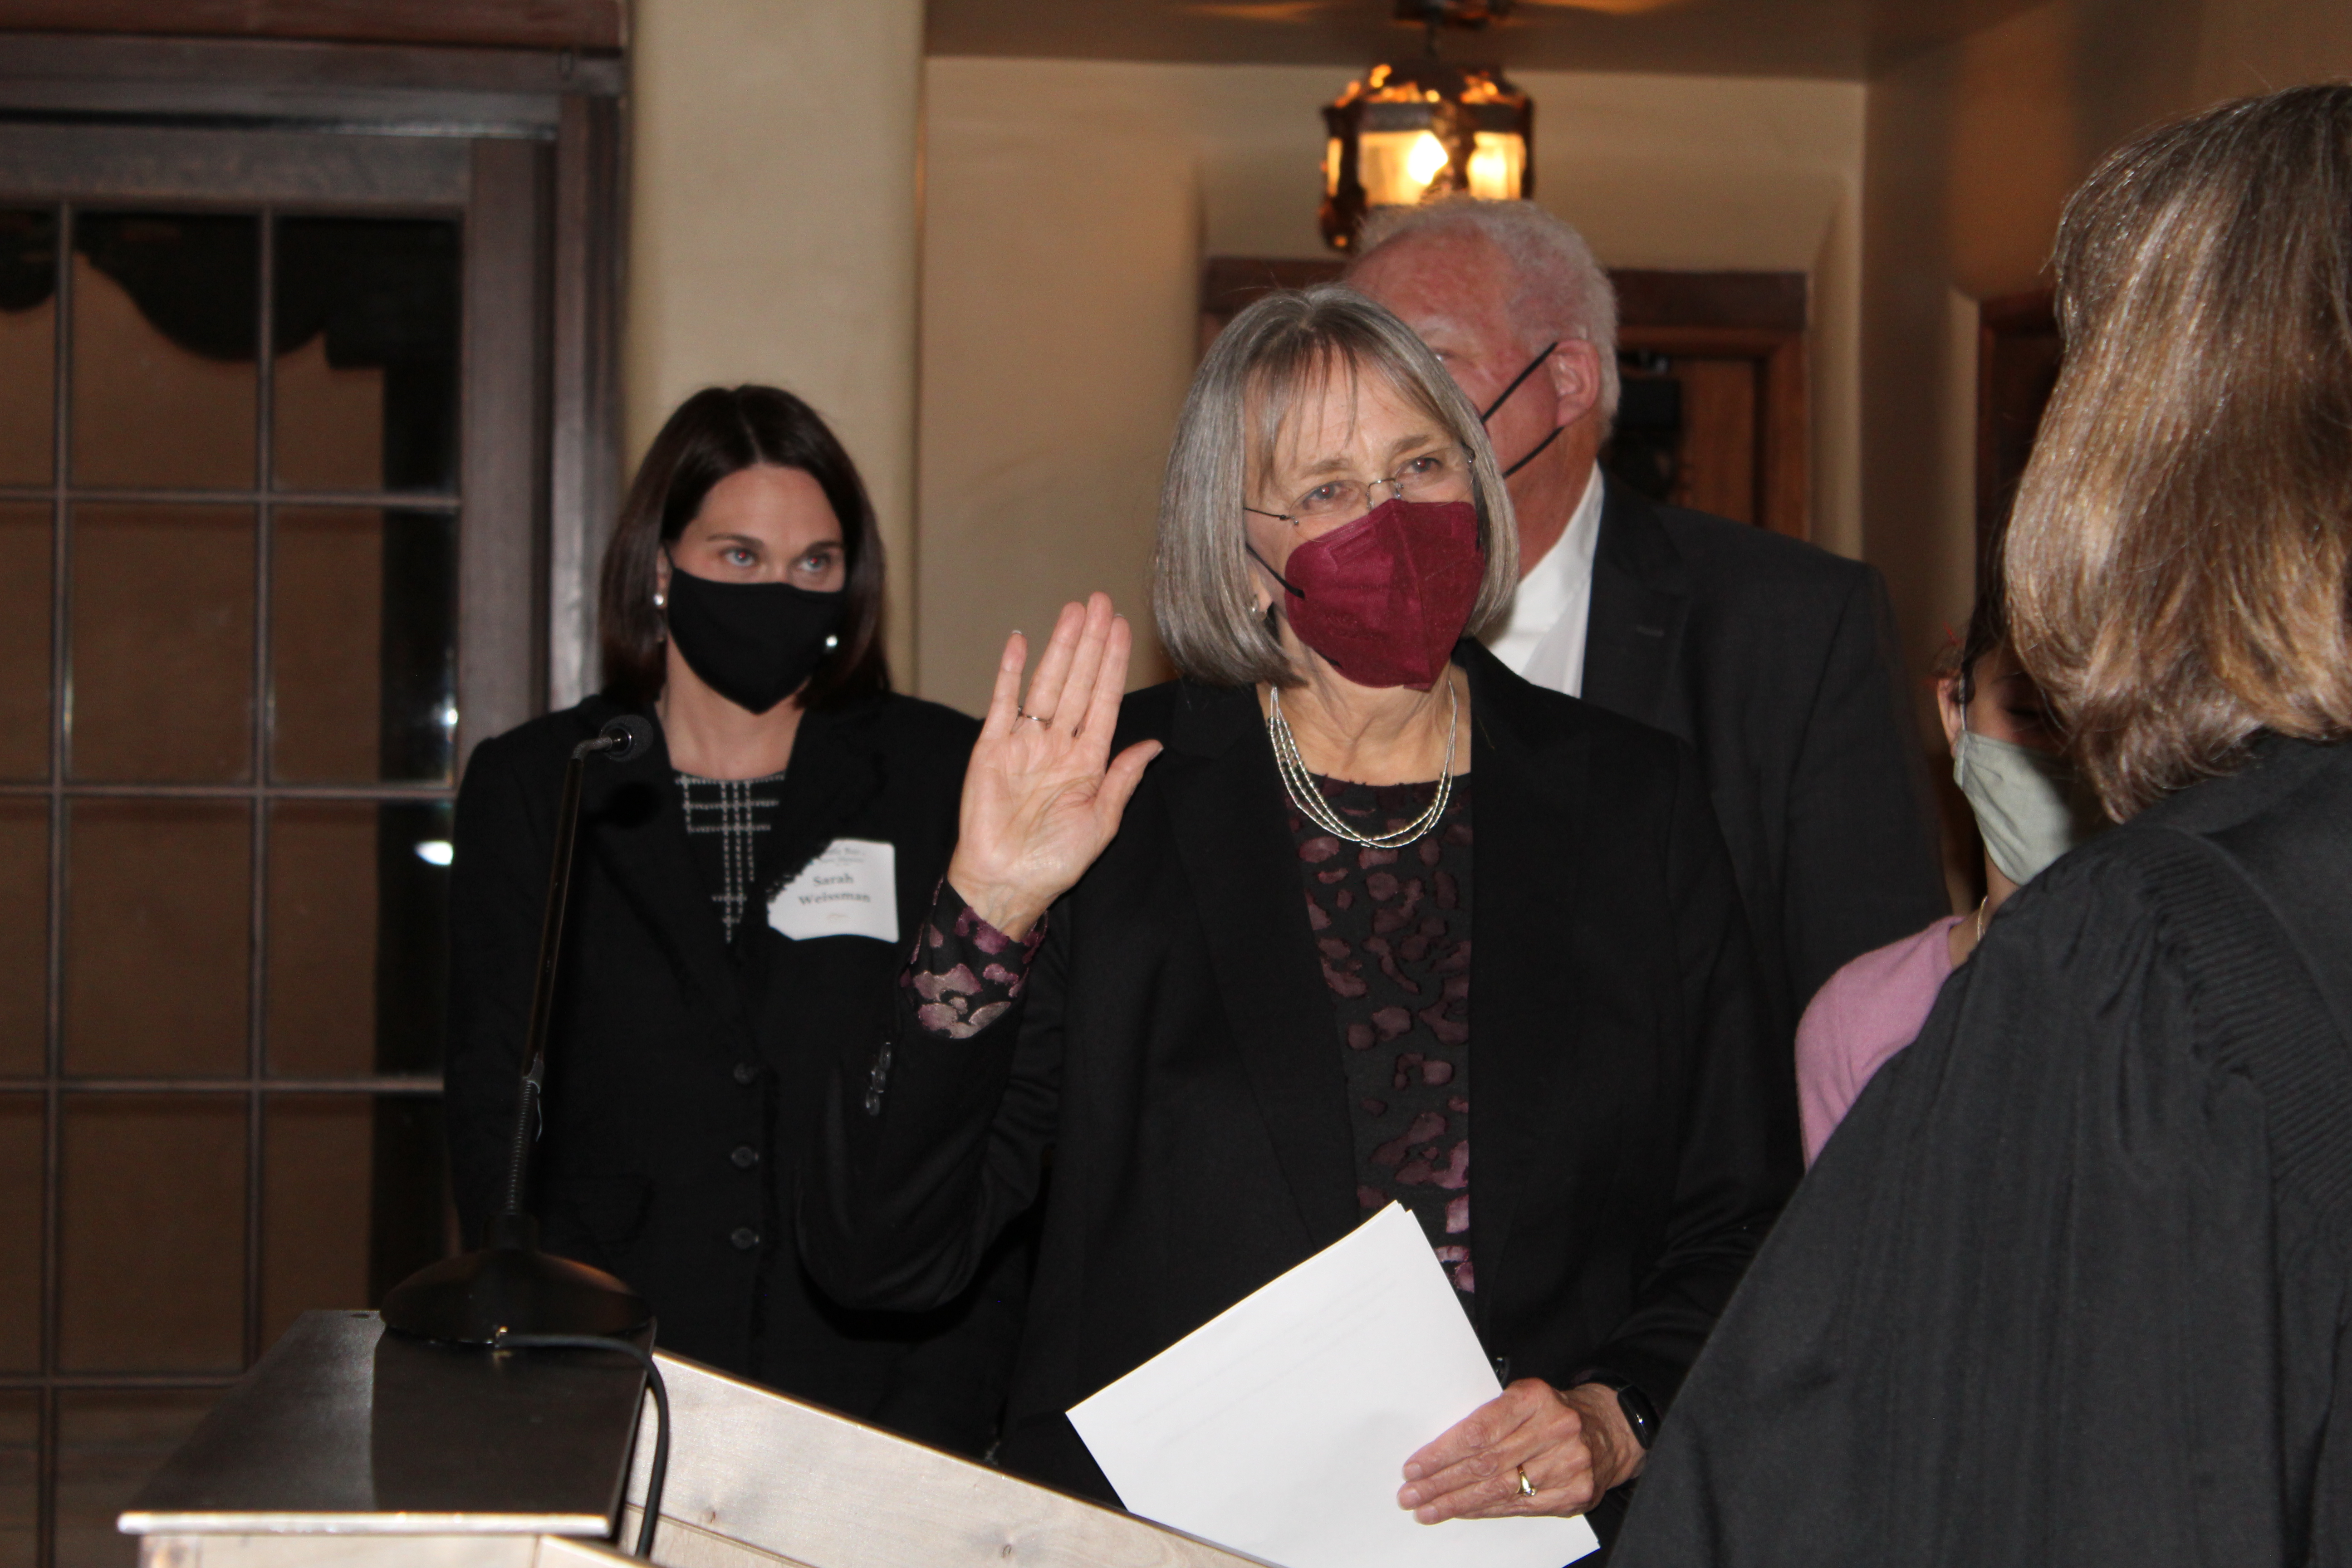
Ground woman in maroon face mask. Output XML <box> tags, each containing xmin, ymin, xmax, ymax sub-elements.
<box><xmin>804</xmin><ymin>288</ymin><xmax>1792</xmax><ymax>1550</ymax></box>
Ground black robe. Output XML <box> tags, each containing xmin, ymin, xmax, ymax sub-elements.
<box><xmin>1612</xmin><ymin>735</ymin><xmax>2352</xmax><ymax>1568</ymax></box>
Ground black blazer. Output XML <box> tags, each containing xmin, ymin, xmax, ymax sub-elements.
<box><xmin>804</xmin><ymin>645</ymin><xmax>1799</xmax><ymax>1501</ymax></box>
<box><xmin>1583</xmin><ymin>480</ymin><xmax>1947</xmax><ymax>1034</ymax></box>
<box><xmin>446</xmin><ymin>691</ymin><xmax>1027</xmax><ymax>1453</ymax></box>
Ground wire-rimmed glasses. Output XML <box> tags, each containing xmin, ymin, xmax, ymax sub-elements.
<box><xmin>1243</xmin><ymin>445</ymin><xmax>1471</xmax><ymax>526</ymax></box>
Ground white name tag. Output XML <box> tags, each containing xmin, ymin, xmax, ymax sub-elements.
<box><xmin>768</xmin><ymin>838</ymin><xmax>899</xmax><ymax>943</ymax></box>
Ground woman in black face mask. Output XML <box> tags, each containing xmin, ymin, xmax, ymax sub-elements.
<box><xmin>443</xmin><ymin>385</ymin><xmax>1026</xmax><ymax>1454</ymax></box>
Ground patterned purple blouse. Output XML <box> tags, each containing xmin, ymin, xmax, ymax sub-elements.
<box><xmin>902</xmin><ymin>777</ymin><xmax>1475</xmax><ymax>1298</ymax></box>
<box><xmin>1292</xmin><ymin>776</ymin><xmax>1474</xmax><ymax>1298</ymax></box>
<box><xmin>899</xmin><ymin>883</ymin><xmax>1047</xmax><ymax>1040</ymax></box>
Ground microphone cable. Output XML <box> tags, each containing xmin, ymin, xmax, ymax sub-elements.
<box><xmin>493</xmin><ymin>1331</ymin><xmax>671</xmax><ymax>1558</ymax></box>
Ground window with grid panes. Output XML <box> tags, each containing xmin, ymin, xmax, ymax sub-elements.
<box><xmin>0</xmin><ymin>61</ymin><xmax>622</xmax><ymax>1556</ymax></box>
<box><xmin>0</xmin><ymin>197</ymin><xmax>465</xmax><ymax>1566</ymax></box>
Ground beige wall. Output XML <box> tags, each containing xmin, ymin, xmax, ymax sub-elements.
<box><xmin>915</xmin><ymin>57</ymin><xmax>1865</xmax><ymax>714</ymax></box>
<box><xmin>1858</xmin><ymin>0</ymin><xmax>2352</xmax><ymax>738</ymax></box>
<box><xmin>625</xmin><ymin>0</ymin><xmax>926</xmax><ymax>683</ymax></box>
<box><xmin>618</xmin><ymin>2</ymin><xmax>2352</xmax><ymax>719</ymax></box>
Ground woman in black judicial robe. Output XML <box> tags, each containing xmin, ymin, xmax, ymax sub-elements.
<box><xmin>445</xmin><ymin>387</ymin><xmax>1024</xmax><ymax>1453</ymax></box>
<box><xmin>1609</xmin><ymin>86</ymin><xmax>2352</xmax><ymax>1568</ymax></box>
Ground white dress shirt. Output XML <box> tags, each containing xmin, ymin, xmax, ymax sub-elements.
<box><xmin>1479</xmin><ymin>466</ymin><xmax>1605</xmax><ymax>696</ymax></box>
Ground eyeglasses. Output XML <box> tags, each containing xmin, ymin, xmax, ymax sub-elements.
<box><xmin>1243</xmin><ymin>446</ymin><xmax>1471</xmax><ymax>526</ymax></box>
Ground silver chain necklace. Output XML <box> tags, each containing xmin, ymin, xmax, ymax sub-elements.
<box><xmin>1266</xmin><ymin>679</ymin><xmax>1458</xmax><ymax>849</ymax></box>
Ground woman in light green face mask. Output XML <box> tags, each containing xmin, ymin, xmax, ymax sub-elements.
<box><xmin>1940</xmin><ymin>640</ymin><xmax>2108</xmax><ymax>963</ymax></box>
<box><xmin>1792</xmin><ymin>588</ymin><xmax>2107</xmax><ymax>1164</ymax></box>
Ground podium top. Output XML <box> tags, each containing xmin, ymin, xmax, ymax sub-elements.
<box><xmin>120</xmin><ymin>1310</ymin><xmax>648</xmax><ymax>1538</ymax></box>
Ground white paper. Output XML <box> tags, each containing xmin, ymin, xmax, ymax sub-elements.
<box><xmin>766</xmin><ymin>838</ymin><xmax>898</xmax><ymax>942</ymax></box>
<box><xmin>1068</xmin><ymin>1203</ymin><xmax>1598</xmax><ymax>1568</ymax></box>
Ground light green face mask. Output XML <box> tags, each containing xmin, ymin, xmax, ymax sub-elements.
<box><xmin>1951</xmin><ymin>725</ymin><xmax>2110</xmax><ymax>886</ymax></box>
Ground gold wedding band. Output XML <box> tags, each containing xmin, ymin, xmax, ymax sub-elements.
<box><xmin>1516</xmin><ymin>1465</ymin><xmax>1536</xmax><ymax>1498</ymax></box>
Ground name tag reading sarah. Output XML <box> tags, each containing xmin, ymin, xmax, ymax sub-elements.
<box><xmin>768</xmin><ymin>838</ymin><xmax>899</xmax><ymax>943</ymax></box>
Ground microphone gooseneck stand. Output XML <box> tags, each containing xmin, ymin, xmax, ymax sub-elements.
<box><xmin>378</xmin><ymin>715</ymin><xmax>673</xmax><ymax>1555</ymax></box>
<box><xmin>383</xmin><ymin>713</ymin><xmax>657</xmax><ymax>1344</ymax></box>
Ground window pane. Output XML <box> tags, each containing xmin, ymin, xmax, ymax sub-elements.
<box><xmin>0</xmin><ymin>505</ymin><xmax>51</xmax><ymax>782</ymax></box>
<box><xmin>0</xmin><ymin>802</ymin><xmax>44</xmax><ymax>1078</ymax></box>
<box><xmin>64</xmin><ymin>801</ymin><xmax>250</xmax><ymax>1078</ymax></box>
<box><xmin>70</xmin><ymin>213</ymin><xmax>256</xmax><ymax>492</ymax></box>
<box><xmin>60</xmin><ymin>1096</ymin><xmax>243</xmax><ymax>1372</ymax></box>
<box><xmin>0</xmin><ymin>1097</ymin><xmax>36</xmax><ymax>1372</ymax></box>
<box><xmin>0</xmin><ymin>1390</ymin><xmax>32</xmax><ymax>1568</ymax></box>
<box><xmin>269</xmin><ymin>508</ymin><xmax>455</xmax><ymax>785</ymax></box>
<box><xmin>266</xmin><ymin>801</ymin><xmax>451</xmax><ymax>1077</ymax></box>
<box><xmin>55</xmin><ymin>1390</ymin><xmax>220</xmax><ymax>1568</ymax></box>
<box><xmin>261</xmin><ymin>1096</ymin><xmax>368</xmax><ymax>1347</ymax></box>
<box><xmin>0</xmin><ymin>210</ymin><xmax>55</xmax><ymax>487</ymax></box>
<box><xmin>262</xmin><ymin>1096</ymin><xmax>449</xmax><ymax>1348</ymax></box>
<box><xmin>274</xmin><ymin>217</ymin><xmax>460</xmax><ymax>495</ymax></box>
<box><xmin>69</xmin><ymin>504</ymin><xmax>254</xmax><ymax>784</ymax></box>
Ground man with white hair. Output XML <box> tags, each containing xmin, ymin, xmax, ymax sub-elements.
<box><xmin>1350</xmin><ymin>199</ymin><xmax>1944</xmax><ymax>1042</ymax></box>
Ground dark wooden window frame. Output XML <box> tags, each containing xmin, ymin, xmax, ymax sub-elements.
<box><xmin>0</xmin><ymin>31</ymin><xmax>624</xmax><ymax>1567</ymax></box>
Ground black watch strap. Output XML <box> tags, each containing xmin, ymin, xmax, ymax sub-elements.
<box><xmin>1575</xmin><ymin>1372</ymin><xmax>1659</xmax><ymax>1450</ymax></box>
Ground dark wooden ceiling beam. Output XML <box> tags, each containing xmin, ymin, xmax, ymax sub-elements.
<box><xmin>0</xmin><ymin>0</ymin><xmax>624</xmax><ymax>54</ymax></box>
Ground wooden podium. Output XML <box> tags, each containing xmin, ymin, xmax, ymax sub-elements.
<box><xmin>118</xmin><ymin>1312</ymin><xmax>1268</xmax><ymax>1568</ymax></box>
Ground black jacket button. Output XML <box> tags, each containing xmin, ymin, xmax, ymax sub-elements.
<box><xmin>732</xmin><ymin>1061</ymin><xmax>757</xmax><ymax>1085</ymax></box>
<box><xmin>730</xmin><ymin>1145</ymin><xmax>759</xmax><ymax>1169</ymax></box>
<box><xmin>730</xmin><ymin>1227</ymin><xmax>760</xmax><ymax>1251</ymax></box>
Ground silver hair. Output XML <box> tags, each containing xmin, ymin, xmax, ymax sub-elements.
<box><xmin>1353</xmin><ymin>197</ymin><xmax>1621</xmax><ymax>421</ymax></box>
<box><xmin>1152</xmin><ymin>285</ymin><xmax>1520</xmax><ymax>689</ymax></box>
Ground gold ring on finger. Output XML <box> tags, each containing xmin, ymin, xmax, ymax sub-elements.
<box><xmin>1516</xmin><ymin>1465</ymin><xmax>1536</xmax><ymax>1498</ymax></box>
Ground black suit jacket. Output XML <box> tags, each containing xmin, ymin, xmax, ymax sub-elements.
<box><xmin>446</xmin><ymin>691</ymin><xmax>1027</xmax><ymax>1453</ymax></box>
<box><xmin>804</xmin><ymin>646</ymin><xmax>1799</xmax><ymax>1502</ymax></box>
<box><xmin>1580</xmin><ymin>480</ymin><xmax>1946</xmax><ymax>1035</ymax></box>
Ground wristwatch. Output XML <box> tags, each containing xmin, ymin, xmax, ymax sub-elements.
<box><xmin>1576</xmin><ymin>1372</ymin><xmax>1658</xmax><ymax>1450</ymax></box>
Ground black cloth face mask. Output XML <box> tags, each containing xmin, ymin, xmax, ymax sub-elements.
<box><xmin>662</xmin><ymin>559</ymin><xmax>845</xmax><ymax>715</ymax></box>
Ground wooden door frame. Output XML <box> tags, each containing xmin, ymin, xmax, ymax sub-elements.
<box><xmin>1975</xmin><ymin>286</ymin><xmax>2058</xmax><ymax>569</ymax></box>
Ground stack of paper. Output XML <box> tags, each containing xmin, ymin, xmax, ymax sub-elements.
<box><xmin>1069</xmin><ymin>1203</ymin><xmax>1599</xmax><ymax>1568</ymax></box>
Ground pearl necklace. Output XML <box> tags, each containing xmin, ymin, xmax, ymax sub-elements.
<box><xmin>1266</xmin><ymin>679</ymin><xmax>1458</xmax><ymax>850</ymax></box>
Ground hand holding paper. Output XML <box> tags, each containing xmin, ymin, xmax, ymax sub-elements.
<box><xmin>1068</xmin><ymin>1204</ymin><xmax>1599</xmax><ymax>1568</ymax></box>
<box><xmin>1400</xmin><ymin>1375</ymin><xmax>1642</xmax><ymax>1523</ymax></box>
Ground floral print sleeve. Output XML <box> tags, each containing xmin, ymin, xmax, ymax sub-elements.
<box><xmin>902</xmin><ymin>880</ymin><xmax>1047</xmax><ymax>1040</ymax></box>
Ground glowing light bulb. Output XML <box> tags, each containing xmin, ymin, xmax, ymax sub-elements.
<box><xmin>1405</xmin><ymin>132</ymin><xmax>1449</xmax><ymax>189</ymax></box>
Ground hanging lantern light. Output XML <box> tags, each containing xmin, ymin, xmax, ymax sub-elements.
<box><xmin>1319</xmin><ymin>2</ymin><xmax>1534</xmax><ymax>250</ymax></box>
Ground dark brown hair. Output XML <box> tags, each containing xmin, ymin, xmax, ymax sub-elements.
<box><xmin>1936</xmin><ymin>526</ymin><xmax>2012</xmax><ymax>707</ymax></box>
<box><xmin>598</xmin><ymin>385</ymin><xmax>890</xmax><ymax>709</ymax></box>
<box><xmin>2007</xmin><ymin>83</ymin><xmax>2352</xmax><ymax>818</ymax></box>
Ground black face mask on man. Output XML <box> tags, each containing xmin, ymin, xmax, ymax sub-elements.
<box><xmin>662</xmin><ymin>558</ymin><xmax>844</xmax><ymax>715</ymax></box>
<box><xmin>1480</xmin><ymin>339</ymin><xmax>1563</xmax><ymax>479</ymax></box>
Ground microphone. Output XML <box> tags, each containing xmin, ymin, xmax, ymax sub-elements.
<box><xmin>583</xmin><ymin>713</ymin><xmax>652</xmax><ymax>763</ymax></box>
<box><xmin>381</xmin><ymin>710</ymin><xmax>657</xmax><ymax>1346</ymax></box>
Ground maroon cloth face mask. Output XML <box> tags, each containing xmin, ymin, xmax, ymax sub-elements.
<box><xmin>1254</xmin><ymin>497</ymin><xmax>1484</xmax><ymax>691</ymax></box>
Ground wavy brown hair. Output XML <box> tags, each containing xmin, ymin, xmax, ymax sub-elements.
<box><xmin>599</xmin><ymin>385</ymin><xmax>890</xmax><ymax>709</ymax></box>
<box><xmin>2007</xmin><ymin>84</ymin><xmax>2352</xmax><ymax>818</ymax></box>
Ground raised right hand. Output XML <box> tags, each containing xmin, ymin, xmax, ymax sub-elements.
<box><xmin>946</xmin><ymin>593</ymin><xmax>1162</xmax><ymax>940</ymax></box>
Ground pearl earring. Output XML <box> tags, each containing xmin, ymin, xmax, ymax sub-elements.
<box><xmin>823</xmin><ymin>634</ymin><xmax>838</xmax><ymax>650</ymax></box>
<box><xmin>653</xmin><ymin>592</ymin><xmax>666</xmax><ymax>609</ymax></box>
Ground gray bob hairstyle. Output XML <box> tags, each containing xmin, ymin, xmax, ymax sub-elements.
<box><xmin>1152</xmin><ymin>285</ymin><xmax>1519</xmax><ymax>689</ymax></box>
